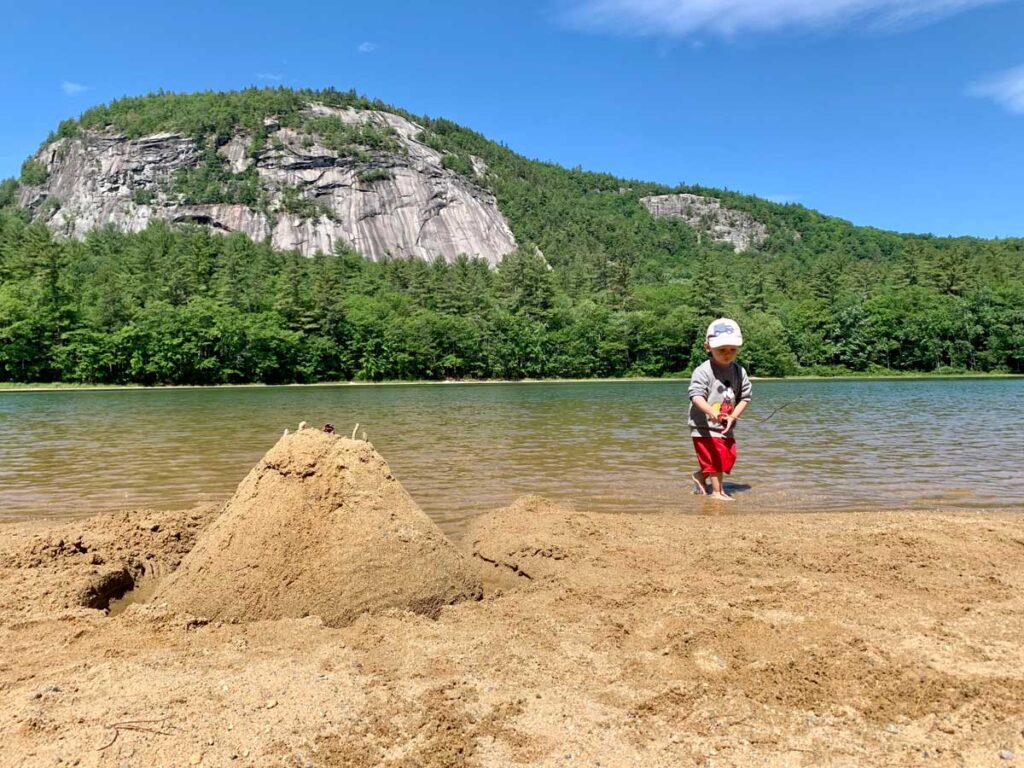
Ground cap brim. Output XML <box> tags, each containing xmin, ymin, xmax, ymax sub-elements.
<box><xmin>708</xmin><ymin>334</ymin><xmax>743</xmax><ymax>348</ymax></box>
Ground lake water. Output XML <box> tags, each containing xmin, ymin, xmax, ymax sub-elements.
<box><xmin>1</xmin><ymin>379</ymin><xmax>1021</xmax><ymax>534</ymax></box>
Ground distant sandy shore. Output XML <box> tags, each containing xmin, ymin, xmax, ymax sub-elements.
<box><xmin>2</xmin><ymin>501</ymin><xmax>1022</xmax><ymax>767</ymax></box>
<box><xmin>1</xmin><ymin>372</ymin><xmax>1020</xmax><ymax>393</ymax></box>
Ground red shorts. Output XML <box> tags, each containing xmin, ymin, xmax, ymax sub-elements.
<box><xmin>692</xmin><ymin>437</ymin><xmax>737</xmax><ymax>475</ymax></box>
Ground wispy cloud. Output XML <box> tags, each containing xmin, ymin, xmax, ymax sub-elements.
<box><xmin>560</xmin><ymin>0</ymin><xmax>1008</xmax><ymax>38</ymax></box>
<box><xmin>968</xmin><ymin>64</ymin><xmax>1024</xmax><ymax>113</ymax></box>
<box><xmin>61</xmin><ymin>80</ymin><xmax>88</xmax><ymax>95</ymax></box>
<box><xmin>257</xmin><ymin>72</ymin><xmax>284</xmax><ymax>82</ymax></box>
<box><xmin>357</xmin><ymin>41</ymin><xmax>378</xmax><ymax>53</ymax></box>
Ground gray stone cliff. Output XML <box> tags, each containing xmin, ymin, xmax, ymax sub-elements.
<box><xmin>17</xmin><ymin>105</ymin><xmax>518</xmax><ymax>264</ymax></box>
<box><xmin>641</xmin><ymin>193</ymin><xmax>768</xmax><ymax>252</ymax></box>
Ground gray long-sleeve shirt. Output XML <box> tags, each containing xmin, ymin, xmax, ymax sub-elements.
<box><xmin>687</xmin><ymin>360</ymin><xmax>752</xmax><ymax>438</ymax></box>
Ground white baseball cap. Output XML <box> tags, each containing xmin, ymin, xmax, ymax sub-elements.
<box><xmin>706</xmin><ymin>318</ymin><xmax>743</xmax><ymax>348</ymax></box>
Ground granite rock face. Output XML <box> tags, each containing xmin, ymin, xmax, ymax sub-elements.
<box><xmin>641</xmin><ymin>193</ymin><xmax>768</xmax><ymax>252</ymax></box>
<box><xmin>17</xmin><ymin>106</ymin><xmax>518</xmax><ymax>264</ymax></box>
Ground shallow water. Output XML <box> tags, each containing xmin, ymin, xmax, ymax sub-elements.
<box><xmin>1</xmin><ymin>379</ymin><xmax>1021</xmax><ymax>534</ymax></box>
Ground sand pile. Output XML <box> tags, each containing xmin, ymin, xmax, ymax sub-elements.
<box><xmin>152</xmin><ymin>428</ymin><xmax>482</xmax><ymax>626</ymax></box>
<box><xmin>467</xmin><ymin>495</ymin><xmax>598</xmax><ymax>585</ymax></box>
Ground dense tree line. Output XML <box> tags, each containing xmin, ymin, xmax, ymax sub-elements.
<box><xmin>2</xmin><ymin>88</ymin><xmax>1021</xmax><ymax>384</ymax></box>
<box><xmin>0</xmin><ymin>211</ymin><xmax>1021</xmax><ymax>385</ymax></box>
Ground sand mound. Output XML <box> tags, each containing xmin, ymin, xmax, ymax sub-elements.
<box><xmin>467</xmin><ymin>495</ymin><xmax>599</xmax><ymax>584</ymax></box>
<box><xmin>152</xmin><ymin>429</ymin><xmax>482</xmax><ymax>626</ymax></box>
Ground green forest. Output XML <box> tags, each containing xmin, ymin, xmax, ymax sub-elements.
<box><xmin>1</xmin><ymin>88</ymin><xmax>1022</xmax><ymax>384</ymax></box>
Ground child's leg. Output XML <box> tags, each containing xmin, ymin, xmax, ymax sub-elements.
<box><xmin>708</xmin><ymin>438</ymin><xmax>737</xmax><ymax>501</ymax></box>
<box><xmin>707</xmin><ymin>472</ymin><xmax>734</xmax><ymax>501</ymax></box>
<box><xmin>691</xmin><ymin>437</ymin><xmax>712</xmax><ymax>495</ymax></box>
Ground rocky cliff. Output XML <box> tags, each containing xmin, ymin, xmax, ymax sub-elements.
<box><xmin>641</xmin><ymin>193</ymin><xmax>769</xmax><ymax>252</ymax></box>
<box><xmin>16</xmin><ymin>104</ymin><xmax>518</xmax><ymax>264</ymax></box>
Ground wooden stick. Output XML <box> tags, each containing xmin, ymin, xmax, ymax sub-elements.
<box><xmin>752</xmin><ymin>399</ymin><xmax>796</xmax><ymax>423</ymax></box>
<box><xmin>98</xmin><ymin>717</ymin><xmax>176</xmax><ymax>750</ymax></box>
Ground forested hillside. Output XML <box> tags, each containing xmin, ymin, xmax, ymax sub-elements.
<box><xmin>1</xmin><ymin>88</ymin><xmax>1022</xmax><ymax>384</ymax></box>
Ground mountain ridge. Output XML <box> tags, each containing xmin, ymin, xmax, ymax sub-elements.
<box><xmin>15</xmin><ymin>87</ymin><xmax>1012</xmax><ymax>262</ymax></box>
<box><xmin>21</xmin><ymin>87</ymin><xmax>1008</xmax><ymax>240</ymax></box>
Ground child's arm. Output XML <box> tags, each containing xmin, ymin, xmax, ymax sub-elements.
<box><xmin>691</xmin><ymin>395</ymin><xmax>720</xmax><ymax>422</ymax></box>
<box><xmin>721</xmin><ymin>367</ymin><xmax>752</xmax><ymax>433</ymax></box>
<box><xmin>688</xmin><ymin>365</ymin><xmax>718</xmax><ymax>421</ymax></box>
<box><xmin>720</xmin><ymin>399</ymin><xmax>748</xmax><ymax>433</ymax></box>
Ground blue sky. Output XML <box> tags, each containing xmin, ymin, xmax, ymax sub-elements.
<box><xmin>2</xmin><ymin>0</ymin><xmax>1022</xmax><ymax>238</ymax></box>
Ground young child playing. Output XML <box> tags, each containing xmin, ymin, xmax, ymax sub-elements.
<box><xmin>688</xmin><ymin>318</ymin><xmax>752</xmax><ymax>501</ymax></box>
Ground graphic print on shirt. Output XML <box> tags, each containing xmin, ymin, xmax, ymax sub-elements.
<box><xmin>710</xmin><ymin>381</ymin><xmax>736</xmax><ymax>419</ymax></box>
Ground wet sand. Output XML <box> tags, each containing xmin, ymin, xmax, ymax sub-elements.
<box><xmin>1</xmin><ymin>499</ymin><xmax>1022</xmax><ymax>767</ymax></box>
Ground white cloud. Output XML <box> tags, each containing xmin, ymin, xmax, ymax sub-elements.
<box><xmin>560</xmin><ymin>0</ymin><xmax>1008</xmax><ymax>37</ymax></box>
<box><xmin>257</xmin><ymin>72</ymin><xmax>284</xmax><ymax>82</ymax></box>
<box><xmin>357</xmin><ymin>41</ymin><xmax>378</xmax><ymax>53</ymax></box>
<box><xmin>968</xmin><ymin>64</ymin><xmax>1024</xmax><ymax>113</ymax></box>
<box><xmin>61</xmin><ymin>81</ymin><xmax>88</xmax><ymax>95</ymax></box>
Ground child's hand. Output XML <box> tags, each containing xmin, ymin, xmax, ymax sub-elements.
<box><xmin>705</xmin><ymin>409</ymin><xmax>720</xmax><ymax>422</ymax></box>
<box><xmin>720</xmin><ymin>414</ymin><xmax>737</xmax><ymax>433</ymax></box>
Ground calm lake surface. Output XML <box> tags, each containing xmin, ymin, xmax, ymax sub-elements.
<box><xmin>1</xmin><ymin>379</ymin><xmax>1021</xmax><ymax>534</ymax></box>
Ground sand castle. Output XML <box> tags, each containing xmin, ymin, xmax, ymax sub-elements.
<box><xmin>152</xmin><ymin>426</ymin><xmax>482</xmax><ymax>626</ymax></box>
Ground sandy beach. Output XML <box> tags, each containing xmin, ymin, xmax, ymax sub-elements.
<box><xmin>1</xmin><ymin>436</ymin><xmax>1022</xmax><ymax>767</ymax></box>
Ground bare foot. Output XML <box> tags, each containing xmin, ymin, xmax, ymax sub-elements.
<box><xmin>708</xmin><ymin>492</ymin><xmax>735</xmax><ymax>502</ymax></box>
<box><xmin>691</xmin><ymin>471</ymin><xmax>708</xmax><ymax>496</ymax></box>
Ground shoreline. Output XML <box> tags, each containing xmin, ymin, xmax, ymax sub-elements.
<box><xmin>1</xmin><ymin>371</ymin><xmax>1021</xmax><ymax>393</ymax></box>
<box><xmin>4</xmin><ymin>501</ymin><xmax>1023</xmax><ymax>531</ymax></box>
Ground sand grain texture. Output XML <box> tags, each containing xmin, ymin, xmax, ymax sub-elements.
<box><xmin>0</xmin><ymin>491</ymin><xmax>1022</xmax><ymax>766</ymax></box>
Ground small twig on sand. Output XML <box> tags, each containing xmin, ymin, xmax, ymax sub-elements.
<box><xmin>98</xmin><ymin>717</ymin><xmax>176</xmax><ymax>751</ymax></box>
<box><xmin>351</xmin><ymin>423</ymin><xmax>360</xmax><ymax>440</ymax></box>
